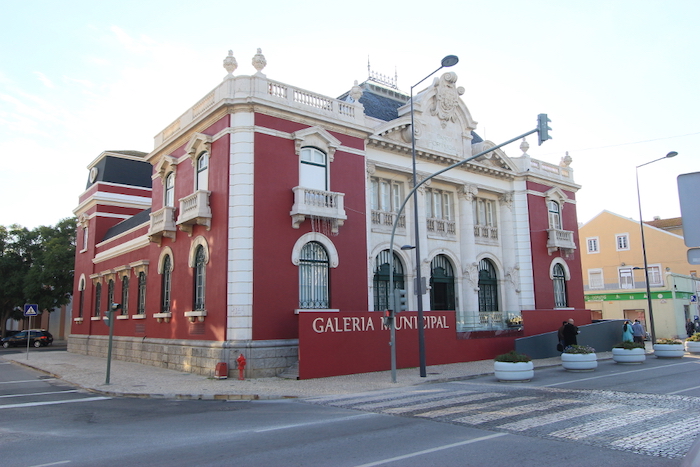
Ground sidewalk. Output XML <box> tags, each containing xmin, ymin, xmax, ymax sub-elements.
<box><xmin>1</xmin><ymin>348</ymin><xmax>616</xmax><ymax>400</ymax></box>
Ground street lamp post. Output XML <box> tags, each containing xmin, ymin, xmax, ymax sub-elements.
<box><xmin>635</xmin><ymin>151</ymin><xmax>678</xmax><ymax>343</ymax></box>
<box><xmin>409</xmin><ymin>55</ymin><xmax>459</xmax><ymax>378</ymax></box>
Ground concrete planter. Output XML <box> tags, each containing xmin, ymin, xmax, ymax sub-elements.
<box><xmin>653</xmin><ymin>343</ymin><xmax>684</xmax><ymax>358</ymax></box>
<box><xmin>494</xmin><ymin>361</ymin><xmax>534</xmax><ymax>382</ymax></box>
<box><xmin>561</xmin><ymin>352</ymin><xmax>597</xmax><ymax>371</ymax></box>
<box><xmin>612</xmin><ymin>347</ymin><xmax>646</xmax><ymax>364</ymax></box>
<box><xmin>685</xmin><ymin>341</ymin><xmax>700</xmax><ymax>354</ymax></box>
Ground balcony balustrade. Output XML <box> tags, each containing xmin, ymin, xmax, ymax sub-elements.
<box><xmin>290</xmin><ymin>186</ymin><xmax>346</xmax><ymax>234</ymax></box>
<box><xmin>148</xmin><ymin>206</ymin><xmax>177</xmax><ymax>243</ymax></box>
<box><xmin>177</xmin><ymin>190</ymin><xmax>212</xmax><ymax>234</ymax></box>
<box><xmin>546</xmin><ymin>228</ymin><xmax>577</xmax><ymax>254</ymax></box>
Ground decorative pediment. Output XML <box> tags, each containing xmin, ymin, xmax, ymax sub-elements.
<box><xmin>545</xmin><ymin>186</ymin><xmax>569</xmax><ymax>208</ymax></box>
<box><xmin>292</xmin><ymin>126</ymin><xmax>341</xmax><ymax>162</ymax></box>
<box><xmin>470</xmin><ymin>141</ymin><xmax>518</xmax><ymax>172</ymax></box>
<box><xmin>154</xmin><ymin>155</ymin><xmax>179</xmax><ymax>180</ymax></box>
<box><xmin>184</xmin><ymin>133</ymin><xmax>213</xmax><ymax>165</ymax></box>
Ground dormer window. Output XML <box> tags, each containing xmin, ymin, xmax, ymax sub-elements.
<box><xmin>196</xmin><ymin>152</ymin><xmax>209</xmax><ymax>191</ymax></box>
<box><xmin>300</xmin><ymin>147</ymin><xmax>327</xmax><ymax>191</ymax></box>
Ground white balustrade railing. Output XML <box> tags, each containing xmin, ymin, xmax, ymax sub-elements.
<box><xmin>427</xmin><ymin>218</ymin><xmax>456</xmax><ymax>236</ymax></box>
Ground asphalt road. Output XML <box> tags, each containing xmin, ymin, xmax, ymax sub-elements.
<box><xmin>1</xmin><ymin>356</ymin><xmax>698</xmax><ymax>467</ymax></box>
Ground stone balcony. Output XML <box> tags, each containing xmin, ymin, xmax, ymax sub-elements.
<box><xmin>148</xmin><ymin>206</ymin><xmax>177</xmax><ymax>243</ymax></box>
<box><xmin>547</xmin><ymin>228</ymin><xmax>577</xmax><ymax>254</ymax></box>
<box><xmin>290</xmin><ymin>186</ymin><xmax>346</xmax><ymax>234</ymax></box>
<box><xmin>177</xmin><ymin>190</ymin><xmax>212</xmax><ymax>234</ymax></box>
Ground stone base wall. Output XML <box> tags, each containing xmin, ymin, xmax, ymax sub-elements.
<box><xmin>68</xmin><ymin>335</ymin><xmax>298</xmax><ymax>379</ymax></box>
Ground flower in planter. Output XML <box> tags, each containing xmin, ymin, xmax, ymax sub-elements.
<box><xmin>613</xmin><ymin>341</ymin><xmax>645</xmax><ymax>350</ymax></box>
<box><xmin>495</xmin><ymin>350</ymin><xmax>532</xmax><ymax>363</ymax></box>
<box><xmin>656</xmin><ymin>338</ymin><xmax>682</xmax><ymax>345</ymax></box>
<box><xmin>686</xmin><ymin>333</ymin><xmax>700</xmax><ymax>342</ymax></box>
<box><xmin>563</xmin><ymin>344</ymin><xmax>596</xmax><ymax>354</ymax></box>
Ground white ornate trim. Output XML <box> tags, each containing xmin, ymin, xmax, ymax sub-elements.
<box><xmin>549</xmin><ymin>257</ymin><xmax>571</xmax><ymax>280</ymax></box>
<box><xmin>292</xmin><ymin>126</ymin><xmax>341</xmax><ymax>162</ymax></box>
<box><xmin>157</xmin><ymin>247</ymin><xmax>175</xmax><ymax>274</ymax></box>
<box><xmin>188</xmin><ymin>236</ymin><xmax>210</xmax><ymax>267</ymax></box>
<box><xmin>291</xmin><ymin>232</ymin><xmax>339</xmax><ymax>268</ymax></box>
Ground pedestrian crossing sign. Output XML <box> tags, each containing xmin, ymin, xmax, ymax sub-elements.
<box><xmin>23</xmin><ymin>304</ymin><xmax>39</xmax><ymax>316</ymax></box>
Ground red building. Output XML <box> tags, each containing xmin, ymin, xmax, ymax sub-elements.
<box><xmin>71</xmin><ymin>50</ymin><xmax>587</xmax><ymax>378</ymax></box>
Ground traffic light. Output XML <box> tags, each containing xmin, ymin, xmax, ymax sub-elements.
<box><xmin>537</xmin><ymin>113</ymin><xmax>552</xmax><ymax>146</ymax></box>
<box><xmin>394</xmin><ymin>288</ymin><xmax>408</xmax><ymax>312</ymax></box>
<box><xmin>383</xmin><ymin>309</ymin><xmax>394</xmax><ymax>328</ymax></box>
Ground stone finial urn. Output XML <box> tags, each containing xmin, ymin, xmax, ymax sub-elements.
<box><xmin>223</xmin><ymin>50</ymin><xmax>238</xmax><ymax>77</ymax></box>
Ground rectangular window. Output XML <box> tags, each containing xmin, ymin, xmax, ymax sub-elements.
<box><xmin>137</xmin><ymin>272</ymin><xmax>147</xmax><ymax>315</ymax></box>
<box><xmin>619</xmin><ymin>268</ymin><xmax>634</xmax><ymax>289</ymax></box>
<box><xmin>370</xmin><ymin>177</ymin><xmax>403</xmax><ymax>212</ymax></box>
<box><xmin>473</xmin><ymin>198</ymin><xmax>497</xmax><ymax>227</ymax></box>
<box><xmin>588</xmin><ymin>269</ymin><xmax>604</xmax><ymax>289</ymax></box>
<box><xmin>616</xmin><ymin>234</ymin><xmax>630</xmax><ymax>251</ymax></box>
<box><xmin>647</xmin><ymin>264</ymin><xmax>663</xmax><ymax>286</ymax></box>
<box><xmin>586</xmin><ymin>237</ymin><xmax>599</xmax><ymax>254</ymax></box>
<box><xmin>426</xmin><ymin>188</ymin><xmax>453</xmax><ymax>220</ymax></box>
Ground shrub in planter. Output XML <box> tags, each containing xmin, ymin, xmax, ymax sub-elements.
<box><xmin>612</xmin><ymin>341</ymin><xmax>646</xmax><ymax>364</ymax></box>
<box><xmin>653</xmin><ymin>338</ymin><xmax>684</xmax><ymax>358</ymax></box>
<box><xmin>561</xmin><ymin>345</ymin><xmax>597</xmax><ymax>371</ymax></box>
<box><xmin>686</xmin><ymin>333</ymin><xmax>700</xmax><ymax>354</ymax></box>
<box><xmin>494</xmin><ymin>350</ymin><xmax>533</xmax><ymax>382</ymax></box>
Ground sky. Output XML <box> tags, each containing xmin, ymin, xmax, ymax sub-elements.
<box><xmin>1</xmin><ymin>0</ymin><xmax>698</xmax><ymax>230</ymax></box>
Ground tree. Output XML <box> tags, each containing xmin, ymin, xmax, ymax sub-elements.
<box><xmin>0</xmin><ymin>218</ymin><xmax>76</xmax><ymax>337</ymax></box>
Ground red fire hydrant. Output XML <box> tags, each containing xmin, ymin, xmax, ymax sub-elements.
<box><xmin>236</xmin><ymin>353</ymin><xmax>246</xmax><ymax>380</ymax></box>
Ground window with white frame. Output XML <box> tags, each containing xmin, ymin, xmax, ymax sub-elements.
<box><xmin>616</xmin><ymin>233</ymin><xmax>630</xmax><ymax>251</ymax></box>
<box><xmin>193</xmin><ymin>245</ymin><xmax>207</xmax><ymax>311</ymax></box>
<box><xmin>553</xmin><ymin>263</ymin><xmax>568</xmax><ymax>308</ymax></box>
<box><xmin>196</xmin><ymin>152</ymin><xmax>209</xmax><ymax>191</ymax></box>
<box><xmin>426</xmin><ymin>189</ymin><xmax>453</xmax><ymax>221</ymax></box>
<box><xmin>586</xmin><ymin>237</ymin><xmax>599</xmax><ymax>254</ymax></box>
<box><xmin>588</xmin><ymin>269</ymin><xmax>604</xmax><ymax>289</ymax></box>
<box><xmin>121</xmin><ymin>275</ymin><xmax>129</xmax><ymax>315</ymax></box>
<box><xmin>298</xmin><ymin>241</ymin><xmax>329</xmax><ymax>309</ymax></box>
<box><xmin>647</xmin><ymin>264</ymin><xmax>663</xmax><ymax>286</ymax></box>
<box><xmin>300</xmin><ymin>147</ymin><xmax>327</xmax><ymax>191</ymax></box>
<box><xmin>164</xmin><ymin>172</ymin><xmax>175</xmax><ymax>207</ymax></box>
<box><xmin>548</xmin><ymin>201</ymin><xmax>562</xmax><ymax>230</ymax></box>
<box><xmin>370</xmin><ymin>178</ymin><xmax>403</xmax><ymax>212</ymax></box>
<box><xmin>161</xmin><ymin>254</ymin><xmax>173</xmax><ymax>313</ymax></box>
<box><xmin>473</xmin><ymin>198</ymin><xmax>497</xmax><ymax>228</ymax></box>
<box><xmin>619</xmin><ymin>267</ymin><xmax>634</xmax><ymax>289</ymax></box>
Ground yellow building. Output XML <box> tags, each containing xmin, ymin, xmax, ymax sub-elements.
<box><xmin>579</xmin><ymin>211</ymin><xmax>700</xmax><ymax>339</ymax></box>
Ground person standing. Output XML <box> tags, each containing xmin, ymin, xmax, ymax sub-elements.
<box><xmin>632</xmin><ymin>319</ymin><xmax>645</xmax><ymax>344</ymax></box>
<box><xmin>557</xmin><ymin>321</ymin><xmax>567</xmax><ymax>351</ymax></box>
<box><xmin>622</xmin><ymin>320</ymin><xmax>634</xmax><ymax>342</ymax></box>
<box><xmin>687</xmin><ymin>319</ymin><xmax>696</xmax><ymax>338</ymax></box>
<box><xmin>562</xmin><ymin>318</ymin><xmax>578</xmax><ymax>347</ymax></box>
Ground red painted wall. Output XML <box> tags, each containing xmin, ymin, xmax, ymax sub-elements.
<box><xmin>251</xmin><ymin>114</ymin><xmax>368</xmax><ymax>341</ymax></box>
<box><xmin>526</xmin><ymin>181</ymin><xmax>585</xmax><ymax>310</ymax></box>
<box><xmin>298</xmin><ymin>311</ymin><xmax>517</xmax><ymax>379</ymax></box>
<box><xmin>521</xmin><ymin>309</ymin><xmax>592</xmax><ymax>337</ymax></box>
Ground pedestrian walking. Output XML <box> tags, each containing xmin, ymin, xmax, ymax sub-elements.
<box><xmin>622</xmin><ymin>320</ymin><xmax>634</xmax><ymax>342</ymax></box>
<box><xmin>557</xmin><ymin>321</ymin><xmax>567</xmax><ymax>351</ymax></box>
<box><xmin>687</xmin><ymin>319</ymin><xmax>696</xmax><ymax>338</ymax></box>
<box><xmin>632</xmin><ymin>319</ymin><xmax>645</xmax><ymax>344</ymax></box>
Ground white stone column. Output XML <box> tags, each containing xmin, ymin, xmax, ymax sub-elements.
<box><xmin>227</xmin><ymin>111</ymin><xmax>255</xmax><ymax>341</ymax></box>
<box><xmin>458</xmin><ymin>184</ymin><xmax>479</xmax><ymax>327</ymax></box>
<box><xmin>499</xmin><ymin>192</ymin><xmax>520</xmax><ymax>315</ymax></box>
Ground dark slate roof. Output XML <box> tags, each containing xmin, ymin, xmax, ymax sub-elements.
<box><xmin>102</xmin><ymin>208</ymin><xmax>151</xmax><ymax>241</ymax></box>
<box><xmin>338</xmin><ymin>80</ymin><xmax>483</xmax><ymax>144</ymax></box>
<box><xmin>87</xmin><ymin>154</ymin><xmax>152</xmax><ymax>190</ymax></box>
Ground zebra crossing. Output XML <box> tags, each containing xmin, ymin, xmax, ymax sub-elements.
<box><xmin>305</xmin><ymin>383</ymin><xmax>700</xmax><ymax>459</ymax></box>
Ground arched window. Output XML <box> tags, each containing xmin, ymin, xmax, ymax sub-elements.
<box><xmin>161</xmin><ymin>255</ymin><xmax>172</xmax><ymax>312</ymax></box>
<box><xmin>430</xmin><ymin>255</ymin><xmax>455</xmax><ymax>311</ymax></box>
<box><xmin>164</xmin><ymin>172</ymin><xmax>175</xmax><ymax>207</ymax></box>
<box><xmin>78</xmin><ymin>277</ymin><xmax>85</xmax><ymax>318</ymax></box>
<box><xmin>121</xmin><ymin>276</ymin><xmax>129</xmax><ymax>315</ymax></box>
<box><xmin>193</xmin><ymin>245</ymin><xmax>206</xmax><ymax>310</ymax></box>
<box><xmin>553</xmin><ymin>263</ymin><xmax>568</xmax><ymax>308</ymax></box>
<box><xmin>107</xmin><ymin>279</ymin><xmax>115</xmax><ymax>311</ymax></box>
<box><xmin>196</xmin><ymin>152</ymin><xmax>209</xmax><ymax>191</ymax></box>
<box><xmin>300</xmin><ymin>147</ymin><xmax>327</xmax><ymax>191</ymax></box>
<box><xmin>137</xmin><ymin>271</ymin><xmax>147</xmax><ymax>315</ymax></box>
<box><xmin>478</xmin><ymin>259</ymin><xmax>499</xmax><ymax>312</ymax></box>
<box><xmin>373</xmin><ymin>250</ymin><xmax>405</xmax><ymax>311</ymax></box>
<box><xmin>94</xmin><ymin>282</ymin><xmax>102</xmax><ymax>317</ymax></box>
<box><xmin>548</xmin><ymin>200</ymin><xmax>561</xmax><ymax>230</ymax></box>
<box><xmin>299</xmin><ymin>241</ymin><xmax>329</xmax><ymax>309</ymax></box>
